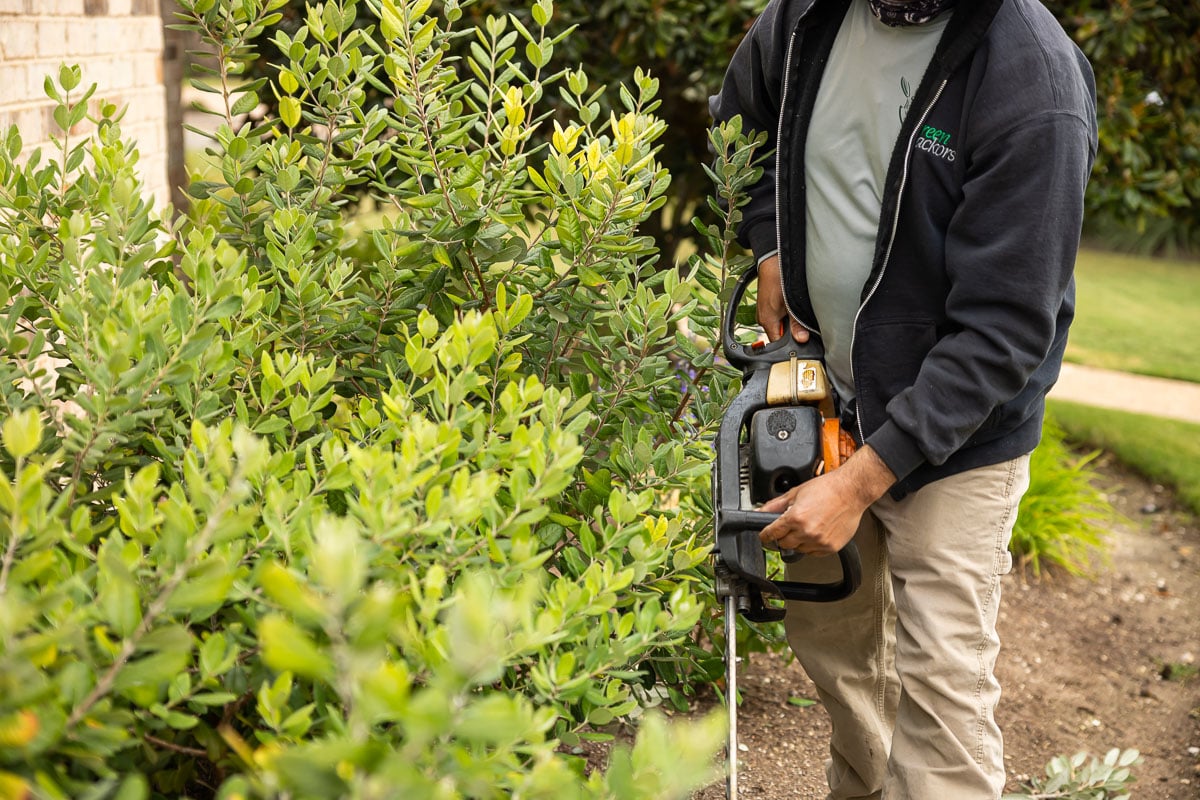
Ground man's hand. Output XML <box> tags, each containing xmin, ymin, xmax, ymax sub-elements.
<box><xmin>757</xmin><ymin>255</ymin><xmax>809</xmax><ymax>342</ymax></box>
<box><xmin>758</xmin><ymin>445</ymin><xmax>896</xmax><ymax>556</ymax></box>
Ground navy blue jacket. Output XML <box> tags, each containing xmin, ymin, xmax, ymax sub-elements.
<box><xmin>710</xmin><ymin>0</ymin><xmax>1098</xmax><ymax>496</ymax></box>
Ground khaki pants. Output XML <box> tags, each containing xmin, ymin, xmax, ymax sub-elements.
<box><xmin>783</xmin><ymin>455</ymin><xmax>1031</xmax><ymax>800</ymax></box>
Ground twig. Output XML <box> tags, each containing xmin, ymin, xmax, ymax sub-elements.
<box><xmin>670</xmin><ymin>365</ymin><xmax>709</xmax><ymax>429</ymax></box>
<box><xmin>144</xmin><ymin>733</ymin><xmax>208</xmax><ymax>758</ymax></box>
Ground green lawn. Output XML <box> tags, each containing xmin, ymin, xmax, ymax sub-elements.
<box><xmin>1068</xmin><ymin>249</ymin><xmax>1200</xmax><ymax>382</ymax></box>
<box><xmin>1050</xmin><ymin>399</ymin><xmax>1200</xmax><ymax>515</ymax></box>
<box><xmin>1052</xmin><ymin>250</ymin><xmax>1200</xmax><ymax>517</ymax></box>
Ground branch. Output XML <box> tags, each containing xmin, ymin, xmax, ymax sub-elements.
<box><xmin>66</xmin><ymin>475</ymin><xmax>246</xmax><ymax>730</ymax></box>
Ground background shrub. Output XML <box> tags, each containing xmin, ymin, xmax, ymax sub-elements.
<box><xmin>1043</xmin><ymin>0</ymin><xmax>1200</xmax><ymax>255</ymax></box>
<box><xmin>240</xmin><ymin>0</ymin><xmax>1200</xmax><ymax>256</ymax></box>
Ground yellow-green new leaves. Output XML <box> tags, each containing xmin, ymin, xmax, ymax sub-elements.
<box><xmin>2</xmin><ymin>409</ymin><xmax>41</xmax><ymax>460</ymax></box>
<box><xmin>97</xmin><ymin>537</ymin><xmax>143</xmax><ymax>638</ymax></box>
<box><xmin>445</xmin><ymin>571</ymin><xmax>539</xmax><ymax>685</ymax></box>
<box><xmin>603</xmin><ymin>712</ymin><xmax>725</xmax><ymax>798</ymax></box>
<box><xmin>310</xmin><ymin>516</ymin><xmax>367</xmax><ymax>601</ymax></box>
<box><xmin>502</xmin><ymin>86</ymin><xmax>526</xmax><ymax>127</ymax></box>
<box><xmin>260</xmin><ymin>616</ymin><xmax>334</xmax><ymax>682</ymax></box>
<box><xmin>381</xmin><ymin>0</ymin><xmax>432</xmax><ymax>41</ymax></box>
<box><xmin>279</xmin><ymin>96</ymin><xmax>301</xmax><ymax>128</ymax></box>
<box><xmin>163</xmin><ymin>556</ymin><xmax>236</xmax><ymax>617</ymax></box>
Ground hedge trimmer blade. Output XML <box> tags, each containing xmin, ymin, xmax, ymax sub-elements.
<box><xmin>712</xmin><ymin>263</ymin><xmax>865</xmax><ymax>798</ymax></box>
<box><xmin>725</xmin><ymin>592</ymin><xmax>740</xmax><ymax>799</ymax></box>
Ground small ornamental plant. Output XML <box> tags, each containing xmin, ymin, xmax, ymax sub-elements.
<box><xmin>1003</xmin><ymin>749</ymin><xmax>1141</xmax><ymax>800</ymax></box>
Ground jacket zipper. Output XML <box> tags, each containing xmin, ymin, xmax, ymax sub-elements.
<box><xmin>850</xmin><ymin>77</ymin><xmax>950</xmax><ymax>442</ymax></box>
<box><xmin>773</xmin><ymin>29</ymin><xmax>816</xmax><ymax>337</ymax></box>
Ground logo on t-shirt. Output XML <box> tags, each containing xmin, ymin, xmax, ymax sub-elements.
<box><xmin>898</xmin><ymin>76</ymin><xmax>914</xmax><ymax>123</ymax></box>
<box><xmin>915</xmin><ymin>124</ymin><xmax>956</xmax><ymax>162</ymax></box>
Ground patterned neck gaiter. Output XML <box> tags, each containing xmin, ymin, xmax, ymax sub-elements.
<box><xmin>868</xmin><ymin>0</ymin><xmax>956</xmax><ymax>26</ymax></box>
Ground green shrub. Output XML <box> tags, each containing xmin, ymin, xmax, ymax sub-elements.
<box><xmin>0</xmin><ymin>0</ymin><xmax>739</xmax><ymax>794</ymax></box>
<box><xmin>1010</xmin><ymin>417</ymin><xmax>1115</xmax><ymax>577</ymax></box>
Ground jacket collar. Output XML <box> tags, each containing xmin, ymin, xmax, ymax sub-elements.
<box><xmin>932</xmin><ymin>0</ymin><xmax>1004</xmax><ymax>75</ymax></box>
<box><xmin>794</xmin><ymin>0</ymin><xmax>1004</xmax><ymax>75</ymax></box>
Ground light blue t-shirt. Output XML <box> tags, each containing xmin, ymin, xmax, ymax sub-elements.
<box><xmin>804</xmin><ymin>0</ymin><xmax>949</xmax><ymax>401</ymax></box>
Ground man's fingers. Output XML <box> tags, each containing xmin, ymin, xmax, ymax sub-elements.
<box><xmin>756</xmin><ymin>255</ymin><xmax>789</xmax><ymax>341</ymax></box>
<box><xmin>758</xmin><ymin>317</ymin><xmax>809</xmax><ymax>343</ymax></box>
<box><xmin>759</xmin><ymin>487</ymin><xmax>799</xmax><ymax>513</ymax></box>
<box><xmin>760</xmin><ymin>496</ymin><xmax>789</xmax><ymax>514</ymax></box>
<box><xmin>757</xmin><ymin>314</ymin><xmax>786</xmax><ymax>342</ymax></box>
<box><xmin>760</xmin><ymin>518</ymin><xmax>786</xmax><ymax>546</ymax></box>
<box><xmin>760</xmin><ymin>506</ymin><xmax>808</xmax><ymax>550</ymax></box>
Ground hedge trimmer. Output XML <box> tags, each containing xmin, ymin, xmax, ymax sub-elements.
<box><xmin>712</xmin><ymin>264</ymin><xmax>862</xmax><ymax>798</ymax></box>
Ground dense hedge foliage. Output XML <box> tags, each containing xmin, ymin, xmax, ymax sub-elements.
<box><xmin>0</xmin><ymin>0</ymin><xmax>760</xmax><ymax>794</ymax></box>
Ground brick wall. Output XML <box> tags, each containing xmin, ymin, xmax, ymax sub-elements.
<box><xmin>0</xmin><ymin>0</ymin><xmax>168</xmax><ymax>204</ymax></box>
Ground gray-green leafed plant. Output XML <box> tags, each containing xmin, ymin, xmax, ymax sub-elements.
<box><xmin>1002</xmin><ymin>749</ymin><xmax>1141</xmax><ymax>800</ymax></box>
<box><xmin>0</xmin><ymin>0</ymin><xmax>752</xmax><ymax>795</ymax></box>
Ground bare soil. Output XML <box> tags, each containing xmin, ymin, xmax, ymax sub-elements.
<box><xmin>689</xmin><ymin>454</ymin><xmax>1200</xmax><ymax>799</ymax></box>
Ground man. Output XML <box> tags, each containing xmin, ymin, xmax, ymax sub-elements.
<box><xmin>709</xmin><ymin>0</ymin><xmax>1097</xmax><ymax>797</ymax></box>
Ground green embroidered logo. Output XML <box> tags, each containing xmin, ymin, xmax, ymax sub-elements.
<box><xmin>922</xmin><ymin>125</ymin><xmax>951</xmax><ymax>145</ymax></box>
<box><xmin>916</xmin><ymin>124</ymin><xmax>956</xmax><ymax>162</ymax></box>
